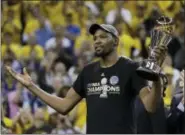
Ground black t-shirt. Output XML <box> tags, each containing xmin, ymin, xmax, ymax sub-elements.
<box><xmin>135</xmin><ymin>97</ymin><xmax>167</xmax><ymax>134</ymax></box>
<box><xmin>73</xmin><ymin>57</ymin><xmax>147</xmax><ymax>134</ymax></box>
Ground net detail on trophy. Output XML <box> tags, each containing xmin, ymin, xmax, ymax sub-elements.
<box><xmin>137</xmin><ymin>16</ymin><xmax>174</xmax><ymax>81</ymax></box>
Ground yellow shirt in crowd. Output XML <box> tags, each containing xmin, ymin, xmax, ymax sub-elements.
<box><xmin>73</xmin><ymin>99</ymin><xmax>87</xmax><ymax>132</ymax></box>
<box><xmin>22</xmin><ymin>1</ymin><xmax>41</xmax><ymax>35</ymax></box>
<box><xmin>3</xmin><ymin>117</ymin><xmax>22</xmax><ymax>134</ymax></box>
<box><xmin>2</xmin><ymin>2</ymin><xmax>22</xmax><ymax>43</ymax></box>
<box><xmin>157</xmin><ymin>1</ymin><xmax>181</xmax><ymax>17</ymax></box>
<box><xmin>42</xmin><ymin>2</ymin><xmax>66</xmax><ymax>27</ymax></box>
<box><xmin>20</xmin><ymin>44</ymin><xmax>44</xmax><ymax>60</ymax></box>
<box><xmin>164</xmin><ymin>84</ymin><xmax>173</xmax><ymax>107</ymax></box>
<box><xmin>2</xmin><ymin>18</ymin><xmax>22</xmax><ymax>43</ymax></box>
<box><xmin>103</xmin><ymin>1</ymin><xmax>117</xmax><ymax>17</ymax></box>
<box><xmin>1</xmin><ymin>44</ymin><xmax>21</xmax><ymax>59</ymax></box>
<box><xmin>24</xmin><ymin>19</ymin><xmax>40</xmax><ymax>35</ymax></box>
<box><xmin>2</xmin><ymin>2</ymin><xmax>21</xmax><ymax>19</ymax></box>
<box><xmin>118</xmin><ymin>34</ymin><xmax>151</xmax><ymax>57</ymax></box>
<box><xmin>163</xmin><ymin>66</ymin><xmax>174</xmax><ymax>107</ymax></box>
<box><xmin>3</xmin><ymin>117</ymin><xmax>13</xmax><ymax>128</ymax></box>
<box><xmin>75</xmin><ymin>28</ymin><xmax>92</xmax><ymax>50</ymax></box>
<box><xmin>64</xmin><ymin>3</ymin><xmax>88</xmax><ymax>27</ymax></box>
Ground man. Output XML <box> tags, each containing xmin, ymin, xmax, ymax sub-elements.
<box><xmin>6</xmin><ymin>24</ymin><xmax>167</xmax><ymax>134</ymax></box>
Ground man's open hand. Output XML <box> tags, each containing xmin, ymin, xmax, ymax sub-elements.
<box><xmin>5</xmin><ymin>66</ymin><xmax>33</xmax><ymax>87</ymax></box>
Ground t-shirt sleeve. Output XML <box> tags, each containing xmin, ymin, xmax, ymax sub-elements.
<box><xmin>131</xmin><ymin>62</ymin><xmax>148</xmax><ymax>96</ymax></box>
<box><xmin>72</xmin><ymin>68</ymin><xmax>86</xmax><ymax>98</ymax></box>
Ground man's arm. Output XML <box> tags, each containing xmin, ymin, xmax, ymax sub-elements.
<box><xmin>140</xmin><ymin>69</ymin><xmax>184</xmax><ymax>113</ymax></box>
<box><xmin>139</xmin><ymin>80</ymin><xmax>162</xmax><ymax>113</ymax></box>
<box><xmin>27</xmin><ymin>83</ymin><xmax>82</xmax><ymax>115</ymax></box>
<box><xmin>5</xmin><ymin>66</ymin><xmax>82</xmax><ymax>115</ymax></box>
<box><xmin>138</xmin><ymin>44</ymin><xmax>169</xmax><ymax>112</ymax></box>
<box><xmin>131</xmin><ymin>63</ymin><xmax>162</xmax><ymax>113</ymax></box>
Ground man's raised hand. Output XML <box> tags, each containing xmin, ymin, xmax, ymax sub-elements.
<box><xmin>5</xmin><ymin>66</ymin><xmax>33</xmax><ymax>87</ymax></box>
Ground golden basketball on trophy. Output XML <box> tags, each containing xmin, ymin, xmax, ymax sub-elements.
<box><xmin>137</xmin><ymin>16</ymin><xmax>174</xmax><ymax>81</ymax></box>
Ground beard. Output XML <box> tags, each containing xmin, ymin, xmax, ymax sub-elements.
<box><xmin>94</xmin><ymin>48</ymin><xmax>114</xmax><ymax>57</ymax></box>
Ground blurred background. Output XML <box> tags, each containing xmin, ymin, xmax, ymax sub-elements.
<box><xmin>1</xmin><ymin>0</ymin><xmax>184</xmax><ymax>134</ymax></box>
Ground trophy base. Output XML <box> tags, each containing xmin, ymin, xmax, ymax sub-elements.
<box><xmin>136</xmin><ymin>67</ymin><xmax>159</xmax><ymax>81</ymax></box>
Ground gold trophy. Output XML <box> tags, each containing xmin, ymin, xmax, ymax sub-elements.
<box><xmin>137</xmin><ymin>16</ymin><xmax>174</xmax><ymax>81</ymax></box>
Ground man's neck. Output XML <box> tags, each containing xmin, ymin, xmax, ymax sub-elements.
<box><xmin>100</xmin><ymin>51</ymin><xmax>119</xmax><ymax>68</ymax></box>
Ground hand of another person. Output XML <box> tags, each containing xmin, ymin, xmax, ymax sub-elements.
<box><xmin>179</xmin><ymin>70</ymin><xmax>184</xmax><ymax>88</ymax></box>
<box><xmin>179</xmin><ymin>70</ymin><xmax>184</xmax><ymax>104</ymax></box>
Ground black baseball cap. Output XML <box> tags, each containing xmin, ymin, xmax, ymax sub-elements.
<box><xmin>89</xmin><ymin>24</ymin><xmax>119</xmax><ymax>38</ymax></box>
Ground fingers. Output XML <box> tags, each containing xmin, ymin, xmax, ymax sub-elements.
<box><xmin>23</xmin><ymin>67</ymin><xmax>29</xmax><ymax>76</ymax></box>
<box><xmin>181</xmin><ymin>70</ymin><xmax>184</xmax><ymax>76</ymax></box>
<box><xmin>5</xmin><ymin>66</ymin><xmax>17</xmax><ymax>78</ymax></box>
<box><xmin>5</xmin><ymin>66</ymin><xmax>23</xmax><ymax>83</ymax></box>
<box><xmin>153</xmin><ymin>46</ymin><xmax>167</xmax><ymax>53</ymax></box>
<box><xmin>155</xmin><ymin>45</ymin><xmax>167</xmax><ymax>51</ymax></box>
<box><xmin>180</xmin><ymin>70</ymin><xmax>184</xmax><ymax>79</ymax></box>
<box><xmin>179</xmin><ymin>70</ymin><xmax>184</xmax><ymax>88</ymax></box>
<box><xmin>152</xmin><ymin>45</ymin><xmax>167</xmax><ymax>58</ymax></box>
<box><xmin>158</xmin><ymin>45</ymin><xmax>168</xmax><ymax>50</ymax></box>
<box><xmin>180</xmin><ymin>70</ymin><xmax>184</xmax><ymax>83</ymax></box>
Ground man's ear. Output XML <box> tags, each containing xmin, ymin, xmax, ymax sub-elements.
<box><xmin>114</xmin><ymin>38</ymin><xmax>119</xmax><ymax>47</ymax></box>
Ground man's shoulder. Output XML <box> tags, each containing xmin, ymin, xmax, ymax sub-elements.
<box><xmin>83</xmin><ymin>61</ymin><xmax>99</xmax><ymax>70</ymax></box>
<box><xmin>79</xmin><ymin>61</ymin><xmax>100</xmax><ymax>75</ymax></box>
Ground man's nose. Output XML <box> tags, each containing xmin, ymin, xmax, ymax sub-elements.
<box><xmin>94</xmin><ymin>38</ymin><xmax>102</xmax><ymax>45</ymax></box>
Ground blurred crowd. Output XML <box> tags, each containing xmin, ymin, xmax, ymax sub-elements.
<box><xmin>1</xmin><ymin>0</ymin><xmax>184</xmax><ymax>134</ymax></box>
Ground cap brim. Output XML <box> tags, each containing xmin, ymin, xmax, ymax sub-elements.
<box><xmin>89</xmin><ymin>24</ymin><xmax>110</xmax><ymax>35</ymax></box>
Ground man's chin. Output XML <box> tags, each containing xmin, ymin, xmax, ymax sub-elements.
<box><xmin>94</xmin><ymin>48</ymin><xmax>114</xmax><ymax>58</ymax></box>
<box><xmin>94</xmin><ymin>52</ymin><xmax>104</xmax><ymax>57</ymax></box>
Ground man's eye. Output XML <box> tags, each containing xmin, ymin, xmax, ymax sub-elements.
<box><xmin>100</xmin><ymin>35</ymin><xmax>107</xmax><ymax>38</ymax></box>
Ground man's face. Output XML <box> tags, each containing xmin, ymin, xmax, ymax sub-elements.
<box><xmin>93</xmin><ymin>29</ymin><xmax>116</xmax><ymax>57</ymax></box>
